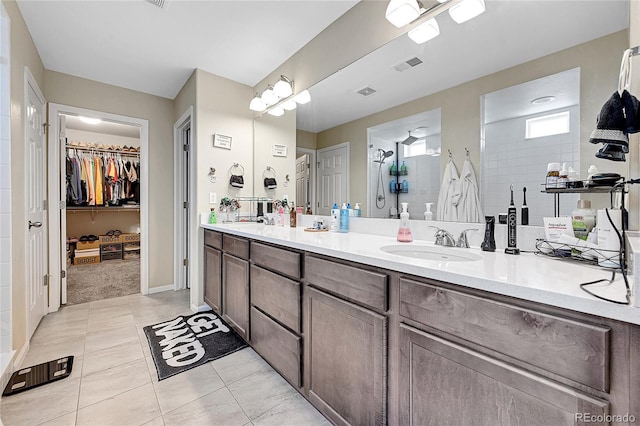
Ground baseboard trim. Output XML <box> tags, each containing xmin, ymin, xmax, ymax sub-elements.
<box><xmin>0</xmin><ymin>350</ymin><xmax>16</xmax><ymax>397</ymax></box>
<box><xmin>13</xmin><ymin>342</ymin><xmax>29</xmax><ymax>370</ymax></box>
<box><xmin>191</xmin><ymin>303</ymin><xmax>210</xmax><ymax>313</ymax></box>
<box><xmin>147</xmin><ymin>284</ymin><xmax>175</xmax><ymax>294</ymax></box>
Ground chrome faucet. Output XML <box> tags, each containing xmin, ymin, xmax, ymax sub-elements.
<box><xmin>456</xmin><ymin>229</ymin><xmax>478</xmax><ymax>248</ymax></box>
<box><xmin>430</xmin><ymin>227</ymin><xmax>456</xmax><ymax>247</ymax></box>
<box><xmin>430</xmin><ymin>226</ymin><xmax>478</xmax><ymax>248</ymax></box>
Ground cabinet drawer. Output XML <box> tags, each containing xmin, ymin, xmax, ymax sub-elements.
<box><xmin>223</xmin><ymin>235</ymin><xmax>249</xmax><ymax>260</ymax></box>
<box><xmin>204</xmin><ymin>230</ymin><xmax>222</xmax><ymax>249</ymax></box>
<box><xmin>305</xmin><ymin>256</ymin><xmax>387</xmax><ymax>312</ymax></box>
<box><xmin>251</xmin><ymin>242</ymin><xmax>301</xmax><ymax>279</ymax></box>
<box><xmin>399</xmin><ymin>277</ymin><xmax>611</xmax><ymax>391</ymax></box>
<box><xmin>251</xmin><ymin>307</ymin><xmax>301</xmax><ymax>388</ymax></box>
<box><xmin>250</xmin><ymin>265</ymin><xmax>300</xmax><ymax>333</ymax></box>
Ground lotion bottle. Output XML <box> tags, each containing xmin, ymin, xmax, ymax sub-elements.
<box><xmin>330</xmin><ymin>203</ymin><xmax>339</xmax><ymax>232</ymax></box>
<box><xmin>340</xmin><ymin>202</ymin><xmax>349</xmax><ymax>233</ymax></box>
<box><xmin>397</xmin><ymin>203</ymin><xmax>413</xmax><ymax>242</ymax></box>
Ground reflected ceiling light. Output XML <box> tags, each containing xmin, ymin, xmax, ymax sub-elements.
<box><xmin>408</xmin><ymin>18</ymin><xmax>440</xmax><ymax>44</ymax></box>
<box><xmin>268</xmin><ymin>107</ymin><xmax>285</xmax><ymax>117</ymax></box>
<box><xmin>531</xmin><ymin>96</ymin><xmax>556</xmax><ymax>105</ymax></box>
<box><xmin>449</xmin><ymin>0</ymin><xmax>485</xmax><ymax>24</ymax></box>
<box><xmin>79</xmin><ymin>116</ymin><xmax>102</xmax><ymax>125</ymax></box>
<box><xmin>249</xmin><ymin>94</ymin><xmax>267</xmax><ymax>112</ymax></box>
<box><xmin>386</xmin><ymin>0</ymin><xmax>421</xmax><ymax>28</ymax></box>
<box><xmin>282</xmin><ymin>99</ymin><xmax>297</xmax><ymax>111</ymax></box>
<box><xmin>293</xmin><ymin>90</ymin><xmax>311</xmax><ymax>104</ymax></box>
<box><xmin>261</xmin><ymin>85</ymin><xmax>278</xmax><ymax>106</ymax></box>
<box><xmin>273</xmin><ymin>76</ymin><xmax>293</xmax><ymax>98</ymax></box>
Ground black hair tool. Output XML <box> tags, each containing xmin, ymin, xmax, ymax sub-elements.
<box><xmin>521</xmin><ymin>187</ymin><xmax>528</xmax><ymax>226</ymax></box>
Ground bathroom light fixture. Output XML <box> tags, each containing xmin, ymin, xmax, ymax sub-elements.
<box><xmin>79</xmin><ymin>116</ymin><xmax>102</xmax><ymax>125</ymax></box>
<box><xmin>273</xmin><ymin>76</ymin><xmax>293</xmax><ymax>99</ymax></box>
<box><xmin>282</xmin><ymin>99</ymin><xmax>297</xmax><ymax>111</ymax></box>
<box><xmin>249</xmin><ymin>94</ymin><xmax>267</xmax><ymax>112</ymax></box>
<box><xmin>448</xmin><ymin>0</ymin><xmax>485</xmax><ymax>24</ymax></box>
<box><xmin>261</xmin><ymin>85</ymin><xmax>278</xmax><ymax>106</ymax></box>
<box><xmin>268</xmin><ymin>107</ymin><xmax>285</xmax><ymax>117</ymax></box>
<box><xmin>408</xmin><ymin>18</ymin><xmax>439</xmax><ymax>44</ymax></box>
<box><xmin>293</xmin><ymin>90</ymin><xmax>311</xmax><ymax>105</ymax></box>
<box><xmin>385</xmin><ymin>0</ymin><xmax>421</xmax><ymax>28</ymax></box>
<box><xmin>531</xmin><ymin>96</ymin><xmax>556</xmax><ymax>105</ymax></box>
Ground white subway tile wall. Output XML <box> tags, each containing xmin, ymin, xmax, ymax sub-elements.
<box><xmin>1</xmin><ymin>1</ymin><xmax>12</xmax><ymax>384</ymax></box>
<box><xmin>481</xmin><ymin>105</ymin><xmax>580</xmax><ymax>226</ymax></box>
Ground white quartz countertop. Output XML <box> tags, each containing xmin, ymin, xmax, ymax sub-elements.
<box><xmin>202</xmin><ymin>222</ymin><xmax>639</xmax><ymax>325</ymax></box>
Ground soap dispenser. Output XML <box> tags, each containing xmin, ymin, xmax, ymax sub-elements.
<box><xmin>397</xmin><ymin>203</ymin><xmax>413</xmax><ymax>242</ymax></box>
<box><xmin>424</xmin><ymin>203</ymin><xmax>433</xmax><ymax>221</ymax></box>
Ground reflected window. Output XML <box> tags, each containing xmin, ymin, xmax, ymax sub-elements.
<box><xmin>525</xmin><ymin>111</ymin><xmax>570</xmax><ymax>139</ymax></box>
<box><xmin>404</xmin><ymin>139</ymin><xmax>426</xmax><ymax>157</ymax></box>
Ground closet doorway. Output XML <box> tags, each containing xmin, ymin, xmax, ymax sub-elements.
<box><xmin>48</xmin><ymin>104</ymin><xmax>149</xmax><ymax>310</ymax></box>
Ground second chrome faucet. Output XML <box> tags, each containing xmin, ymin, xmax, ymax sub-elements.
<box><xmin>430</xmin><ymin>227</ymin><xmax>477</xmax><ymax>248</ymax></box>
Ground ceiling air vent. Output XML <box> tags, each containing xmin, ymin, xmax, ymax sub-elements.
<box><xmin>356</xmin><ymin>87</ymin><xmax>377</xmax><ymax>96</ymax></box>
<box><xmin>145</xmin><ymin>0</ymin><xmax>168</xmax><ymax>9</ymax></box>
<box><xmin>393</xmin><ymin>57</ymin><xmax>423</xmax><ymax>72</ymax></box>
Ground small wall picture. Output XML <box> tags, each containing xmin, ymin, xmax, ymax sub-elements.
<box><xmin>213</xmin><ymin>134</ymin><xmax>232</xmax><ymax>150</ymax></box>
<box><xmin>272</xmin><ymin>144</ymin><xmax>287</xmax><ymax>157</ymax></box>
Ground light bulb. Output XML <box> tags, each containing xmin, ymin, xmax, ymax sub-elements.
<box><xmin>282</xmin><ymin>100</ymin><xmax>297</xmax><ymax>111</ymax></box>
<box><xmin>273</xmin><ymin>77</ymin><xmax>293</xmax><ymax>98</ymax></box>
<box><xmin>262</xmin><ymin>86</ymin><xmax>278</xmax><ymax>106</ymax></box>
<box><xmin>249</xmin><ymin>95</ymin><xmax>266</xmax><ymax>112</ymax></box>
<box><xmin>293</xmin><ymin>90</ymin><xmax>311</xmax><ymax>104</ymax></box>
<box><xmin>385</xmin><ymin>0</ymin><xmax>421</xmax><ymax>28</ymax></box>
<box><xmin>408</xmin><ymin>18</ymin><xmax>440</xmax><ymax>44</ymax></box>
<box><xmin>79</xmin><ymin>116</ymin><xmax>102</xmax><ymax>125</ymax></box>
<box><xmin>268</xmin><ymin>107</ymin><xmax>285</xmax><ymax>117</ymax></box>
<box><xmin>449</xmin><ymin>0</ymin><xmax>485</xmax><ymax>24</ymax></box>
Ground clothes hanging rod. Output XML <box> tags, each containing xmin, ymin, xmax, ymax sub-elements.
<box><xmin>66</xmin><ymin>146</ymin><xmax>140</xmax><ymax>157</ymax></box>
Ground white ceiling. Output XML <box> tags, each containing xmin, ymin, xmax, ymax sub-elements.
<box><xmin>296</xmin><ymin>0</ymin><xmax>629</xmax><ymax>134</ymax></box>
<box><xmin>64</xmin><ymin>115</ymin><xmax>141</xmax><ymax>139</ymax></box>
<box><xmin>16</xmin><ymin>0</ymin><xmax>359</xmax><ymax>99</ymax></box>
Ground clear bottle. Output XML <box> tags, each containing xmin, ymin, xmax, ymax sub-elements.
<box><xmin>557</xmin><ymin>163</ymin><xmax>569</xmax><ymax>189</ymax></box>
<box><xmin>330</xmin><ymin>203</ymin><xmax>339</xmax><ymax>232</ymax></box>
<box><xmin>401</xmin><ymin>180</ymin><xmax>408</xmax><ymax>193</ymax></box>
<box><xmin>354</xmin><ymin>203</ymin><xmax>362</xmax><ymax>217</ymax></box>
<box><xmin>546</xmin><ymin>162</ymin><xmax>561</xmax><ymax>189</ymax></box>
<box><xmin>289</xmin><ymin>204</ymin><xmax>297</xmax><ymax>227</ymax></box>
<box><xmin>400</xmin><ymin>161</ymin><xmax>407</xmax><ymax>175</ymax></box>
<box><xmin>390</xmin><ymin>179</ymin><xmax>397</xmax><ymax>193</ymax></box>
<box><xmin>397</xmin><ymin>202</ymin><xmax>413</xmax><ymax>242</ymax></box>
<box><xmin>390</xmin><ymin>161</ymin><xmax>397</xmax><ymax>175</ymax></box>
<box><xmin>339</xmin><ymin>202</ymin><xmax>349</xmax><ymax>233</ymax></box>
<box><xmin>424</xmin><ymin>203</ymin><xmax>433</xmax><ymax>221</ymax></box>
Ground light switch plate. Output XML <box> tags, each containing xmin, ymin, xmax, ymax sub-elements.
<box><xmin>209</xmin><ymin>192</ymin><xmax>217</xmax><ymax>204</ymax></box>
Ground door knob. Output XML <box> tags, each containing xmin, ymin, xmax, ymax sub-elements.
<box><xmin>28</xmin><ymin>220</ymin><xmax>42</xmax><ymax>229</ymax></box>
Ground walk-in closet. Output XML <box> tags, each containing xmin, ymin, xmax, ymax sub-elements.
<box><xmin>63</xmin><ymin>114</ymin><xmax>142</xmax><ymax>304</ymax></box>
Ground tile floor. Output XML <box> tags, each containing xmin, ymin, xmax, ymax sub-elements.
<box><xmin>0</xmin><ymin>290</ymin><xmax>329</xmax><ymax>426</ymax></box>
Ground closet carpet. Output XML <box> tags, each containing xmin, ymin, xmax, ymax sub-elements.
<box><xmin>67</xmin><ymin>259</ymin><xmax>140</xmax><ymax>305</ymax></box>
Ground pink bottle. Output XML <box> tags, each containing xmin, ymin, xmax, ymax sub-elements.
<box><xmin>397</xmin><ymin>202</ymin><xmax>413</xmax><ymax>243</ymax></box>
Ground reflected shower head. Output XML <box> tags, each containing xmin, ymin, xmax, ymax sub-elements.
<box><xmin>374</xmin><ymin>149</ymin><xmax>394</xmax><ymax>163</ymax></box>
<box><xmin>401</xmin><ymin>131</ymin><xmax>419</xmax><ymax>145</ymax></box>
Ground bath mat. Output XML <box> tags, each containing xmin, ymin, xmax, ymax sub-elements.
<box><xmin>144</xmin><ymin>310</ymin><xmax>247</xmax><ymax>381</ymax></box>
<box><xmin>2</xmin><ymin>356</ymin><xmax>74</xmax><ymax>397</ymax></box>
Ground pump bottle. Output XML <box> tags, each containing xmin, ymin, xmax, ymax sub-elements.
<box><xmin>330</xmin><ymin>203</ymin><xmax>339</xmax><ymax>232</ymax></box>
<box><xmin>339</xmin><ymin>203</ymin><xmax>349</xmax><ymax>233</ymax></box>
<box><xmin>397</xmin><ymin>203</ymin><xmax>413</xmax><ymax>242</ymax></box>
<box><xmin>424</xmin><ymin>203</ymin><xmax>433</xmax><ymax>221</ymax></box>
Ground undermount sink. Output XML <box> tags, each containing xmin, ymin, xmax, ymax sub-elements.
<box><xmin>380</xmin><ymin>244</ymin><xmax>483</xmax><ymax>262</ymax></box>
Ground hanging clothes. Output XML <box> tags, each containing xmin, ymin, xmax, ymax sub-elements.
<box><xmin>458</xmin><ymin>158</ymin><xmax>483</xmax><ymax>222</ymax></box>
<box><xmin>436</xmin><ymin>159</ymin><xmax>460</xmax><ymax>222</ymax></box>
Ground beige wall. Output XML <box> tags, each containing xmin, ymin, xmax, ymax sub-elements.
<box><xmin>254</xmin><ymin>112</ymin><xmax>297</xmax><ymax>203</ymax></box>
<box><xmin>316</xmin><ymin>31</ymin><xmax>628</xmax><ymax>216</ymax></box>
<box><xmin>174</xmin><ymin>70</ymin><xmax>196</xmax><ymax>123</ymax></box>
<box><xmin>44</xmin><ymin>71</ymin><xmax>175</xmax><ymax>290</ymax></box>
<box><xmin>192</xmin><ymin>69</ymin><xmax>254</xmax><ymax>306</ymax></box>
<box><xmin>4</xmin><ymin>0</ymin><xmax>45</xmax><ymax>357</ymax></box>
<box><xmin>296</xmin><ymin>129</ymin><xmax>317</xmax><ymax>150</ymax></box>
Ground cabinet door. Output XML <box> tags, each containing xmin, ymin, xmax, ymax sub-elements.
<box><xmin>399</xmin><ymin>324</ymin><xmax>609</xmax><ymax>426</ymax></box>
<box><xmin>305</xmin><ymin>287</ymin><xmax>387</xmax><ymax>426</ymax></box>
<box><xmin>222</xmin><ymin>253</ymin><xmax>249</xmax><ymax>341</ymax></box>
<box><xmin>204</xmin><ymin>246</ymin><xmax>222</xmax><ymax>314</ymax></box>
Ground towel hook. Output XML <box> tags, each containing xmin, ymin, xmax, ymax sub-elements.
<box><xmin>448</xmin><ymin>149</ymin><xmax>453</xmax><ymax>160</ymax></box>
<box><xmin>465</xmin><ymin>147</ymin><xmax>470</xmax><ymax>158</ymax></box>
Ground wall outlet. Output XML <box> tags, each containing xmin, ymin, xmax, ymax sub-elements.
<box><xmin>209</xmin><ymin>192</ymin><xmax>217</xmax><ymax>204</ymax></box>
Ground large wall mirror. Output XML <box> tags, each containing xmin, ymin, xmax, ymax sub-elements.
<box><xmin>280</xmin><ymin>0</ymin><xmax>630</xmax><ymax>224</ymax></box>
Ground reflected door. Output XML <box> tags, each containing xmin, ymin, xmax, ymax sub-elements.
<box><xmin>296</xmin><ymin>154</ymin><xmax>309</xmax><ymax>210</ymax></box>
<box><xmin>317</xmin><ymin>144</ymin><xmax>349</xmax><ymax>215</ymax></box>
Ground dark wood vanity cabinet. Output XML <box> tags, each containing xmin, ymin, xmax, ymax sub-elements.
<box><xmin>221</xmin><ymin>234</ymin><xmax>250</xmax><ymax>341</ymax></box>
<box><xmin>204</xmin><ymin>230</ymin><xmax>223</xmax><ymax>314</ymax></box>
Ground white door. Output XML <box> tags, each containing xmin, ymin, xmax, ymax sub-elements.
<box><xmin>295</xmin><ymin>154</ymin><xmax>308</xmax><ymax>211</ymax></box>
<box><xmin>25</xmin><ymin>72</ymin><xmax>48</xmax><ymax>339</ymax></box>
<box><xmin>317</xmin><ymin>143</ymin><xmax>349</xmax><ymax>215</ymax></box>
